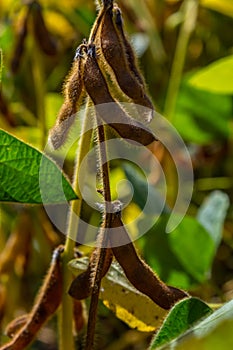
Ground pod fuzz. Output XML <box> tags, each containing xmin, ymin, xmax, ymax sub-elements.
<box><xmin>84</xmin><ymin>45</ymin><xmax>156</xmax><ymax>146</ymax></box>
<box><xmin>48</xmin><ymin>48</ymin><xmax>86</xmax><ymax>150</ymax></box>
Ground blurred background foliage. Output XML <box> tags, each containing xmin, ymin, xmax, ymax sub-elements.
<box><xmin>0</xmin><ymin>0</ymin><xmax>233</xmax><ymax>349</ymax></box>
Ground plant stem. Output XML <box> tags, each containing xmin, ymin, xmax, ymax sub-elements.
<box><xmin>31</xmin><ymin>45</ymin><xmax>46</xmax><ymax>148</ymax></box>
<box><xmin>58</xmin><ymin>103</ymin><xmax>93</xmax><ymax>350</ymax></box>
<box><xmin>84</xmin><ymin>120</ymin><xmax>112</xmax><ymax>350</ymax></box>
<box><xmin>163</xmin><ymin>0</ymin><xmax>198</xmax><ymax>205</ymax></box>
<box><xmin>163</xmin><ymin>0</ymin><xmax>198</xmax><ymax>122</ymax></box>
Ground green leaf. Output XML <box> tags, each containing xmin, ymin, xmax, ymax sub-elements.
<box><xmin>149</xmin><ymin>297</ymin><xmax>212</xmax><ymax>349</ymax></box>
<box><xmin>140</xmin><ymin>215</ymin><xmax>216</xmax><ymax>288</ymax></box>
<box><xmin>123</xmin><ymin>163</ymin><xmax>170</xmax><ymax>215</ymax></box>
<box><xmin>169</xmin><ymin>217</ymin><xmax>216</xmax><ymax>283</ymax></box>
<box><xmin>173</xmin><ymin>78</ymin><xmax>232</xmax><ymax>143</ymax></box>
<box><xmin>164</xmin><ymin>300</ymin><xmax>233</xmax><ymax>350</ymax></box>
<box><xmin>197</xmin><ymin>190</ymin><xmax>230</xmax><ymax>247</ymax></box>
<box><xmin>68</xmin><ymin>258</ymin><xmax>168</xmax><ymax>332</ymax></box>
<box><xmin>200</xmin><ymin>0</ymin><xmax>233</xmax><ymax>18</ymax></box>
<box><xmin>188</xmin><ymin>56</ymin><xmax>233</xmax><ymax>95</ymax></box>
<box><xmin>0</xmin><ymin>129</ymin><xmax>77</xmax><ymax>204</ymax></box>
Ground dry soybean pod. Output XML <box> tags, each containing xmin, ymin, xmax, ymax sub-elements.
<box><xmin>100</xmin><ymin>6</ymin><xmax>144</xmax><ymax>101</ymax></box>
<box><xmin>83</xmin><ymin>45</ymin><xmax>155</xmax><ymax>146</ymax></box>
<box><xmin>89</xmin><ymin>0</ymin><xmax>114</xmax><ymax>44</ymax></box>
<box><xmin>100</xmin><ymin>5</ymin><xmax>154</xmax><ymax>122</ymax></box>
<box><xmin>69</xmin><ymin>247</ymin><xmax>113</xmax><ymax>300</ymax></box>
<box><xmin>31</xmin><ymin>1</ymin><xmax>57</xmax><ymax>56</ymax></box>
<box><xmin>73</xmin><ymin>300</ymin><xmax>86</xmax><ymax>334</ymax></box>
<box><xmin>113</xmin><ymin>6</ymin><xmax>154</xmax><ymax>122</ymax></box>
<box><xmin>11</xmin><ymin>9</ymin><xmax>29</xmax><ymax>73</ymax></box>
<box><xmin>113</xmin><ymin>5</ymin><xmax>144</xmax><ymax>86</ymax></box>
<box><xmin>110</xmin><ymin>214</ymin><xmax>188</xmax><ymax>310</ymax></box>
<box><xmin>0</xmin><ymin>246</ymin><xmax>63</xmax><ymax>350</ymax></box>
<box><xmin>48</xmin><ymin>45</ymin><xmax>86</xmax><ymax>150</ymax></box>
<box><xmin>5</xmin><ymin>315</ymin><xmax>28</xmax><ymax>339</ymax></box>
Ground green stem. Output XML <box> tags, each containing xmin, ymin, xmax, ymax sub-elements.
<box><xmin>58</xmin><ymin>103</ymin><xmax>93</xmax><ymax>350</ymax></box>
<box><xmin>0</xmin><ymin>49</ymin><xmax>3</xmax><ymax>85</ymax></box>
<box><xmin>31</xmin><ymin>45</ymin><xmax>46</xmax><ymax>148</ymax></box>
<box><xmin>164</xmin><ymin>0</ymin><xmax>199</xmax><ymax>122</ymax></box>
<box><xmin>84</xmin><ymin>121</ymin><xmax>112</xmax><ymax>350</ymax></box>
<box><xmin>163</xmin><ymin>0</ymin><xmax>198</xmax><ymax>205</ymax></box>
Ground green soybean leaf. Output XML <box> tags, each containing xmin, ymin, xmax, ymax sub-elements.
<box><xmin>197</xmin><ymin>191</ymin><xmax>230</xmax><ymax>247</ymax></box>
<box><xmin>123</xmin><ymin>163</ymin><xmax>170</xmax><ymax>215</ymax></box>
<box><xmin>140</xmin><ymin>215</ymin><xmax>216</xmax><ymax>289</ymax></box>
<box><xmin>173</xmin><ymin>78</ymin><xmax>232</xmax><ymax>144</ymax></box>
<box><xmin>0</xmin><ymin>129</ymin><xmax>77</xmax><ymax>204</ymax></box>
<box><xmin>201</xmin><ymin>0</ymin><xmax>233</xmax><ymax>18</ymax></box>
<box><xmin>149</xmin><ymin>297</ymin><xmax>212</xmax><ymax>349</ymax></box>
<box><xmin>162</xmin><ymin>300</ymin><xmax>233</xmax><ymax>350</ymax></box>
<box><xmin>188</xmin><ymin>56</ymin><xmax>233</xmax><ymax>95</ymax></box>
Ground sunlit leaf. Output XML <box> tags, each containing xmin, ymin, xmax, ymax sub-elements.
<box><xmin>149</xmin><ymin>297</ymin><xmax>212</xmax><ymax>349</ymax></box>
<box><xmin>174</xmin><ymin>78</ymin><xmax>232</xmax><ymax>143</ymax></box>
<box><xmin>188</xmin><ymin>56</ymin><xmax>233</xmax><ymax>94</ymax></box>
<box><xmin>68</xmin><ymin>257</ymin><xmax>168</xmax><ymax>332</ymax></box>
<box><xmin>200</xmin><ymin>0</ymin><xmax>233</xmax><ymax>18</ymax></box>
<box><xmin>123</xmin><ymin>163</ymin><xmax>170</xmax><ymax>215</ymax></box>
<box><xmin>0</xmin><ymin>129</ymin><xmax>77</xmax><ymax>203</ymax></box>
<box><xmin>197</xmin><ymin>190</ymin><xmax>230</xmax><ymax>246</ymax></box>
<box><xmin>139</xmin><ymin>215</ymin><xmax>216</xmax><ymax>289</ymax></box>
<box><xmin>164</xmin><ymin>300</ymin><xmax>233</xmax><ymax>350</ymax></box>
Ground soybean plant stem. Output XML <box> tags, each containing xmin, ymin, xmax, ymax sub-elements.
<box><xmin>163</xmin><ymin>0</ymin><xmax>198</xmax><ymax>205</ymax></box>
<box><xmin>164</xmin><ymin>0</ymin><xmax>198</xmax><ymax>122</ymax></box>
<box><xmin>85</xmin><ymin>120</ymin><xmax>112</xmax><ymax>350</ymax></box>
<box><xmin>58</xmin><ymin>103</ymin><xmax>93</xmax><ymax>350</ymax></box>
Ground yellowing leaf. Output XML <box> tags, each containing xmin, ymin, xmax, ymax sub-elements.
<box><xmin>103</xmin><ymin>301</ymin><xmax>155</xmax><ymax>332</ymax></box>
<box><xmin>200</xmin><ymin>0</ymin><xmax>233</xmax><ymax>18</ymax></box>
<box><xmin>68</xmin><ymin>258</ymin><xmax>168</xmax><ymax>331</ymax></box>
<box><xmin>44</xmin><ymin>11</ymin><xmax>75</xmax><ymax>39</ymax></box>
<box><xmin>188</xmin><ymin>56</ymin><xmax>233</xmax><ymax>95</ymax></box>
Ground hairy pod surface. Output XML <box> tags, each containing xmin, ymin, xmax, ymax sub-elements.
<box><xmin>69</xmin><ymin>247</ymin><xmax>113</xmax><ymax>300</ymax></box>
<box><xmin>0</xmin><ymin>246</ymin><xmax>63</xmax><ymax>350</ymax></box>
<box><xmin>100</xmin><ymin>5</ymin><xmax>154</xmax><ymax>122</ymax></box>
<box><xmin>48</xmin><ymin>50</ymin><xmax>86</xmax><ymax>149</ymax></box>
<box><xmin>110</xmin><ymin>214</ymin><xmax>188</xmax><ymax>310</ymax></box>
<box><xmin>84</xmin><ymin>47</ymin><xmax>155</xmax><ymax>146</ymax></box>
<box><xmin>5</xmin><ymin>315</ymin><xmax>28</xmax><ymax>339</ymax></box>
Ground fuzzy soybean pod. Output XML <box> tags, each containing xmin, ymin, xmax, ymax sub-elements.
<box><xmin>48</xmin><ymin>47</ymin><xmax>86</xmax><ymax>150</ymax></box>
<box><xmin>69</xmin><ymin>247</ymin><xmax>113</xmax><ymax>300</ymax></box>
<box><xmin>100</xmin><ymin>6</ymin><xmax>154</xmax><ymax>122</ymax></box>
<box><xmin>0</xmin><ymin>246</ymin><xmax>63</xmax><ymax>350</ymax></box>
<box><xmin>110</xmin><ymin>214</ymin><xmax>188</xmax><ymax>310</ymax></box>
<box><xmin>11</xmin><ymin>10</ymin><xmax>29</xmax><ymax>73</ymax></box>
<box><xmin>83</xmin><ymin>46</ymin><xmax>156</xmax><ymax>146</ymax></box>
<box><xmin>31</xmin><ymin>1</ymin><xmax>57</xmax><ymax>56</ymax></box>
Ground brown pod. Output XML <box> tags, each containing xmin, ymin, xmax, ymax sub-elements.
<box><xmin>83</xmin><ymin>46</ymin><xmax>155</xmax><ymax>146</ymax></box>
<box><xmin>110</xmin><ymin>214</ymin><xmax>188</xmax><ymax>310</ymax></box>
<box><xmin>113</xmin><ymin>6</ymin><xmax>144</xmax><ymax>86</ymax></box>
<box><xmin>113</xmin><ymin>6</ymin><xmax>154</xmax><ymax>121</ymax></box>
<box><xmin>0</xmin><ymin>91</ymin><xmax>16</xmax><ymax>127</ymax></box>
<box><xmin>31</xmin><ymin>1</ymin><xmax>57</xmax><ymax>56</ymax></box>
<box><xmin>69</xmin><ymin>247</ymin><xmax>113</xmax><ymax>300</ymax></box>
<box><xmin>11</xmin><ymin>11</ymin><xmax>29</xmax><ymax>73</ymax></box>
<box><xmin>0</xmin><ymin>213</ymin><xmax>32</xmax><ymax>275</ymax></box>
<box><xmin>100</xmin><ymin>6</ymin><xmax>154</xmax><ymax>122</ymax></box>
<box><xmin>0</xmin><ymin>246</ymin><xmax>63</xmax><ymax>350</ymax></box>
<box><xmin>73</xmin><ymin>300</ymin><xmax>86</xmax><ymax>334</ymax></box>
<box><xmin>48</xmin><ymin>47</ymin><xmax>86</xmax><ymax>150</ymax></box>
<box><xmin>0</xmin><ymin>284</ymin><xmax>6</xmax><ymax>326</ymax></box>
<box><xmin>5</xmin><ymin>315</ymin><xmax>28</xmax><ymax>338</ymax></box>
